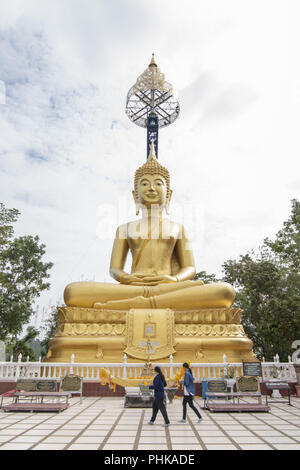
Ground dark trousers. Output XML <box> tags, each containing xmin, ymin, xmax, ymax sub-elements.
<box><xmin>183</xmin><ymin>395</ymin><xmax>202</xmax><ymax>420</ymax></box>
<box><xmin>150</xmin><ymin>397</ymin><xmax>170</xmax><ymax>424</ymax></box>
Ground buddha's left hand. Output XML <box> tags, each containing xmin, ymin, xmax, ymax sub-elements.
<box><xmin>130</xmin><ymin>274</ymin><xmax>177</xmax><ymax>285</ymax></box>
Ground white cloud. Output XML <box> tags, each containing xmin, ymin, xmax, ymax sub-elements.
<box><xmin>0</xmin><ymin>0</ymin><xmax>299</xmax><ymax>330</ymax></box>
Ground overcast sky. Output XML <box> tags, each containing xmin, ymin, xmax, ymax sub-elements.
<box><xmin>1</xmin><ymin>0</ymin><xmax>300</xmax><ymax>329</ymax></box>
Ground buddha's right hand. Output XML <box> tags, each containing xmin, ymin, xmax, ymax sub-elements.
<box><xmin>121</xmin><ymin>273</ymin><xmax>178</xmax><ymax>286</ymax></box>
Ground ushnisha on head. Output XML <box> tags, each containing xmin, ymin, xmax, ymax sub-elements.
<box><xmin>133</xmin><ymin>142</ymin><xmax>172</xmax><ymax>215</ymax></box>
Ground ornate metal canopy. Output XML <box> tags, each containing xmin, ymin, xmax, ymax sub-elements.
<box><xmin>126</xmin><ymin>55</ymin><xmax>180</xmax><ymax>129</ymax></box>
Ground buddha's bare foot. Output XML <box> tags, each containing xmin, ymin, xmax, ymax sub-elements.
<box><xmin>93</xmin><ymin>296</ymin><xmax>150</xmax><ymax>310</ymax></box>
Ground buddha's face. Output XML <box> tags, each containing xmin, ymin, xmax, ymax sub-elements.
<box><xmin>137</xmin><ymin>173</ymin><xmax>168</xmax><ymax>209</ymax></box>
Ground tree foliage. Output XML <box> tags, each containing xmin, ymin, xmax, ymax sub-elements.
<box><xmin>0</xmin><ymin>203</ymin><xmax>53</xmax><ymax>341</ymax></box>
<box><xmin>194</xmin><ymin>270</ymin><xmax>220</xmax><ymax>284</ymax></box>
<box><xmin>194</xmin><ymin>200</ymin><xmax>300</xmax><ymax>361</ymax></box>
<box><xmin>223</xmin><ymin>199</ymin><xmax>300</xmax><ymax>361</ymax></box>
<box><xmin>5</xmin><ymin>326</ymin><xmax>40</xmax><ymax>361</ymax></box>
<box><xmin>41</xmin><ymin>305</ymin><xmax>60</xmax><ymax>357</ymax></box>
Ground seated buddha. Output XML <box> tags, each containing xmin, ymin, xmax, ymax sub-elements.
<box><xmin>64</xmin><ymin>143</ymin><xmax>235</xmax><ymax>310</ymax></box>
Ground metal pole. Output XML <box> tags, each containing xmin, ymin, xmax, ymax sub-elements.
<box><xmin>146</xmin><ymin>113</ymin><xmax>159</xmax><ymax>159</ymax></box>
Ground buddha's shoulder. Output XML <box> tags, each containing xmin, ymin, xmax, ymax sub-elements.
<box><xmin>115</xmin><ymin>223</ymin><xmax>130</xmax><ymax>238</ymax></box>
<box><xmin>116</xmin><ymin>222</ymin><xmax>142</xmax><ymax>238</ymax></box>
<box><xmin>164</xmin><ymin>220</ymin><xmax>190</xmax><ymax>234</ymax></box>
<box><xmin>167</xmin><ymin>220</ymin><xmax>184</xmax><ymax>230</ymax></box>
<box><xmin>162</xmin><ymin>220</ymin><xmax>191</xmax><ymax>240</ymax></box>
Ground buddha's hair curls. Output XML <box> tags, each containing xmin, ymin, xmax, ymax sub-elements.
<box><xmin>134</xmin><ymin>143</ymin><xmax>170</xmax><ymax>198</ymax></box>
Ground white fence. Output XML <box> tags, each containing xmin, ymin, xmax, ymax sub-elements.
<box><xmin>0</xmin><ymin>354</ymin><xmax>297</xmax><ymax>383</ymax></box>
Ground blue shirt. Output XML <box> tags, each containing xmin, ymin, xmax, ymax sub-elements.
<box><xmin>183</xmin><ymin>370</ymin><xmax>196</xmax><ymax>396</ymax></box>
<box><xmin>149</xmin><ymin>374</ymin><xmax>167</xmax><ymax>399</ymax></box>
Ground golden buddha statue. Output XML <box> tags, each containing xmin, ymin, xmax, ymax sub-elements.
<box><xmin>46</xmin><ymin>143</ymin><xmax>256</xmax><ymax>364</ymax></box>
<box><xmin>64</xmin><ymin>143</ymin><xmax>235</xmax><ymax>311</ymax></box>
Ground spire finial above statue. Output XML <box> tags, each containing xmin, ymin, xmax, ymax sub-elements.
<box><xmin>149</xmin><ymin>53</ymin><xmax>157</xmax><ymax>68</ymax></box>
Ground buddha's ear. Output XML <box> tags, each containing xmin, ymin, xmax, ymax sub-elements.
<box><xmin>132</xmin><ymin>190</ymin><xmax>140</xmax><ymax>216</ymax></box>
<box><xmin>165</xmin><ymin>190</ymin><xmax>173</xmax><ymax>215</ymax></box>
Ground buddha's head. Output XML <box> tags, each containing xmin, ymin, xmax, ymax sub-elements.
<box><xmin>133</xmin><ymin>142</ymin><xmax>172</xmax><ymax>215</ymax></box>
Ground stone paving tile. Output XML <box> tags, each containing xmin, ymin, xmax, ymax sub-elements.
<box><xmin>111</xmin><ymin>425</ymin><xmax>139</xmax><ymax>429</ymax></box>
<box><xmin>246</xmin><ymin>425</ymin><xmax>274</xmax><ymax>430</ymax></box>
<box><xmin>22</xmin><ymin>429</ymin><xmax>54</xmax><ymax>436</ymax></box>
<box><xmin>79</xmin><ymin>430</ymin><xmax>109</xmax><ymax>436</ymax></box>
<box><xmin>201</xmin><ymin>437</ymin><xmax>232</xmax><ymax>444</ymax></box>
<box><xmin>1</xmin><ymin>443</ymin><xmax>33</xmax><ymax>450</ymax></box>
<box><xmin>33</xmin><ymin>443</ymin><xmax>67</xmax><ymax>450</ymax></box>
<box><xmin>219</xmin><ymin>430</ymin><xmax>254</xmax><ymax>437</ymax></box>
<box><xmin>88</xmin><ymin>426</ymin><xmax>113</xmax><ymax>431</ymax></box>
<box><xmin>205</xmin><ymin>445</ymin><xmax>238</xmax><ymax>450</ymax></box>
<box><xmin>234</xmin><ymin>420</ymin><xmax>262</xmax><ymax>425</ymax></box>
<box><xmin>0</xmin><ymin>416</ymin><xmax>29</xmax><ymax>420</ymax></box>
<box><xmin>273</xmin><ymin>444</ymin><xmax>300</xmax><ymax>450</ymax></box>
<box><xmin>231</xmin><ymin>436</ymin><xmax>265</xmax><ymax>444</ymax></box>
<box><xmin>172</xmin><ymin>445</ymin><xmax>203</xmax><ymax>450</ymax></box>
<box><xmin>73</xmin><ymin>436</ymin><xmax>103</xmax><ymax>444</ymax></box>
<box><xmin>0</xmin><ymin>436</ymin><xmax>13</xmax><ymax>443</ymax></box>
<box><xmin>168</xmin><ymin>430</ymin><xmax>199</xmax><ymax>435</ymax></box>
<box><xmin>212</xmin><ymin>419</ymin><xmax>237</xmax><ymax>422</ymax></box>
<box><xmin>284</xmin><ymin>430</ymin><xmax>300</xmax><ymax>437</ymax></box>
<box><xmin>42</xmin><ymin>436</ymin><xmax>75</xmax><ymax>444</ymax></box>
<box><xmin>10</xmin><ymin>435</ymin><xmax>43</xmax><ymax>443</ymax></box>
<box><xmin>5</xmin><ymin>424</ymin><xmax>34</xmax><ymax>430</ymax></box>
<box><xmin>139</xmin><ymin>436</ymin><xmax>167</xmax><ymax>443</ymax></box>
<box><xmin>68</xmin><ymin>420</ymin><xmax>93</xmax><ymax>425</ymax></box>
<box><xmin>189</xmin><ymin>425</ymin><xmax>216</xmax><ymax>429</ymax></box>
<box><xmin>171</xmin><ymin>437</ymin><xmax>199</xmax><ymax>444</ymax></box>
<box><xmin>111</xmin><ymin>430</ymin><xmax>139</xmax><ymax>436</ymax></box>
<box><xmin>221</xmin><ymin>425</ymin><xmax>250</xmax><ymax>430</ymax></box>
<box><xmin>137</xmin><ymin>444</ymin><xmax>168</xmax><ymax>450</ymax></box>
<box><xmin>255</xmin><ymin>430</ymin><xmax>287</xmax><ymax>436</ymax></box>
<box><xmin>165</xmin><ymin>423</ymin><xmax>190</xmax><ymax>428</ymax></box>
<box><xmin>59</xmin><ymin>425</ymin><xmax>86</xmax><ymax>430</ymax></box>
<box><xmin>263</xmin><ymin>436</ymin><xmax>296</xmax><ymax>444</ymax></box>
<box><xmin>103</xmin><ymin>444</ymin><xmax>134</xmax><ymax>450</ymax></box>
<box><xmin>106</xmin><ymin>436</ymin><xmax>136</xmax><ymax>444</ymax></box>
<box><xmin>277</xmin><ymin>425</ymin><xmax>300</xmax><ymax>431</ymax></box>
<box><xmin>0</xmin><ymin>430</ymin><xmax>23</xmax><ymax>436</ymax></box>
<box><xmin>53</xmin><ymin>429</ymin><xmax>85</xmax><ymax>436</ymax></box>
<box><xmin>239</xmin><ymin>445</ymin><xmax>273</xmax><ymax>450</ymax></box>
<box><xmin>68</xmin><ymin>444</ymin><xmax>100</xmax><ymax>450</ymax></box>
<box><xmin>95</xmin><ymin>417</ymin><xmax>118</xmax><ymax>421</ymax></box>
<box><xmin>141</xmin><ymin>428</ymin><xmax>167</xmax><ymax>433</ymax></box>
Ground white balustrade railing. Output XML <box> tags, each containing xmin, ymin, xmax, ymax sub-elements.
<box><xmin>0</xmin><ymin>354</ymin><xmax>297</xmax><ymax>383</ymax></box>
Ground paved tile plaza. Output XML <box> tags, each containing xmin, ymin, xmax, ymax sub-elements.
<box><xmin>0</xmin><ymin>396</ymin><xmax>300</xmax><ymax>450</ymax></box>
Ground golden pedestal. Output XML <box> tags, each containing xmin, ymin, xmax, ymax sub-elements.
<box><xmin>45</xmin><ymin>306</ymin><xmax>256</xmax><ymax>363</ymax></box>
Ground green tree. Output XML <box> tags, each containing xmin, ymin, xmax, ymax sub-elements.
<box><xmin>6</xmin><ymin>326</ymin><xmax>40</xmax><ymax>361</ymax></box>
<box><xmin>223</xmin><ymin>200</ymin><xmax>300</xmax><ymax>361</ymax></box>
<box><xmin>194</xmin><ymin>270</ymin><xmax>220</xmax><ymax>283</ymax></box>
<box><xmin>0</xmin><ymin>203</ymin><xmax>53</xmax><ymax>342</ymax></box>
<box><xmin>41</xmin><ymin>305</ymin><xmax>59</xmax><ymax>357</ymax></box>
